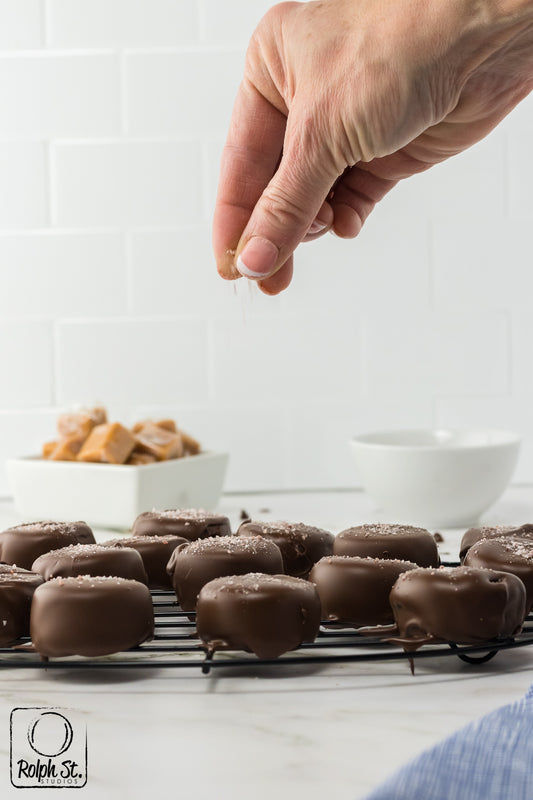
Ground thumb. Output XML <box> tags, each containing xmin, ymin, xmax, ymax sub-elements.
<box><xmin>235</xmin><ymin>138</ymin><xmax>338</xmax><ymax>281</ymax></box>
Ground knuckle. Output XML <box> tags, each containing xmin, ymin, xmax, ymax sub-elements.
<box><xmin>260</xmin><ymin>184</ymin><xmax>309</xmax><ymax>233</ymax></box>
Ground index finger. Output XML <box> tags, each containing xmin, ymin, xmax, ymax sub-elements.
<box><xmin>212</xmin><ymin>78</ymin><xmax>287</xmax><ymax>279</ymax></box>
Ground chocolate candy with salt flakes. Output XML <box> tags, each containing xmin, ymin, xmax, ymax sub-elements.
<box><xmin>237</xmin><ymin>520</ymin><xmax>334</xmax><ymax>578</ymax></box>
<box><xmin>0</xmin><ymin>564</ymin><xmax>43</xmax><ymax>646</ymax></box>
<box><xmin>464</xmin><ymin>536</ymin><xmax>533</xmax><ymax>612</ymax></box>
<box><xmin>333</xmin><ymin>523</ymin><xmax>440</xmax><ymax>567</ymax></box>
<box><xmin>102</xmin><ymin>534</ymin><xmax>186</xmax><ymax>589</ymax></box>
<box><xmin>30</xmin><ymin>576</ymin><xmax>154</xmax><ymax>658</ymax></box>
<box><xmin>132</xmin><ymin>509</ymin><xmax>231</xmax><ymax>541</ymax></box>
<box><xmin>0</xmin><ymin>520</ymin><xmax>95</xmax><ymax>570</ymax></box>
<box><xmin>389</xmin><ymin>566</ymin><xmax>526</xmax><ymax>650</ymax></box>
<box><xmin>460</xmin><ymin>523</ymin><xmax>533</xmax><ymax>561</ymax></box>
<box><xmin>309</xmin><ymin>555</ymin><xmax>417</xmax><ymax>627</ymax></box>
<box><xmin>167</xmin><ymin>535</ymin><xmax>284</xmax><ymax>612</ymax></box>
<box><xmin>196</xmin><ymin>573</ymin><xmax>321</xmax><ymax>659</ymax></box>
<box><xmin>31</xmin><ymin>543</ymin><xmax>148</xmax><ymax>584</ymax></box>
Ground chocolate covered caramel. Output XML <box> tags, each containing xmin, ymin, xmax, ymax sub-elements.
<box><xmin>237</xmin><ymin>520</ymin><xmax>334</xmax><ymax>578</ymax></box>
<box><xmin>334</xmin><ymin>523</ymin><xmax>440</xmax><ymax>568</ymax></box>
<box><xmin>196</xmin><ymin>573</ymin><xmax>321</xmax><ymax>658</ymax></box>
<box><xmin>102</xmin><ymin>534</ymin><xmax>186</xmax><ymax>589</ymax></box>
<box><xmin>0</xmin><ymin>521</ymin><xmax>95</xmax><ymax>570</ymax></box>
<box><xmin>30</xmin><ymin>576</ymin><xmax>154</xmax><ymax>657</ymax></box>
<box><xmin>132</xmin><ymin>509</ymin><xmax>231</xmax><ymax>541</ymax></box>
<box><xmin>389</xmin><ymin>566</ymin><xmax>526</xmax><ymax>649</ymax></box>
<box><xmin>460</xmin><ymin>524</ymin><xmax>533</xmax><ymax>561</ymax></box>
<box><xmin>464</xmin><ymin>537</ymin><xmax>533</xmax><ymax>612</ymax></box>
<box><xmin>167</xmin><ymin>535</ymin><xmax>284</xmax><ymax>611</ymax></box>
<box><xmin>31</xmin><ymin>543</ymin><xmax>148</xmax><ymax>584</ymax></box>
<box><xmin>309</xmin><ymin>555</ymin><xmax>417</xmax><ymax>626</ymax></box>
<box><xmin>0</xmin><ymin>564</ymin><xmax>43</xmax><ymax>646</ymax></box>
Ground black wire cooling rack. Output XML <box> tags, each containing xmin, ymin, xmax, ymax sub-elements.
<box><xmin>1</xmin><ymin>584</ymin><xmax>533</xmax><ymax>675</ymax></box>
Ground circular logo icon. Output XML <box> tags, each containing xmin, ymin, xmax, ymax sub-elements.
<box><xmin>27</xmin><ymin>711</ymin><xmax>73</xmax><ymax>758</ymax></box>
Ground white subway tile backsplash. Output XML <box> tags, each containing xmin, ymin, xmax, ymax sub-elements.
<box><xmin>200</xmin><ymin>0</ymin><xmax>273</xmax><ymax>46</ymax></box>
<box><xmin>0</xmin><ymin>410</ymin><xmax>59</xmax><ymax>497</ymax></box>
<box><xmin>46</xmin><ymin>0</ymin><xmax>198</xmax><ymax>48</ymax></box>
<box><xmin>0</xmin><ymin>232</ymin><xmax>127</xmax><ymax>317</ymax></box>
<box><xmin>284</xmin><ymin>405</ymin><xmax>360</xmax><ymax>490</ymax></box>
<box><xmin>498</xmin><ymin>92</ymin><xmax>533</xmax><ymax>133</ymax></box>
<box><xmin>426</xmin><ymin>131</ymin><xmax>506</xmax><ymax>219</ymax></box>
<box><xmin>0</xmin><ymin>321</ymin><xmax>54</xmax><ymax>406</ymax></box>
<box><xmin>56</xmin><ymin>319</ymin><xmax>209</xmax><ymax>406</ymax></box>
<box><xmin>212</xmin><ymin>313</ymin><xmax>362</xmax><ymax>406</ymax></box>
<box><xmin>435</xmin><ymin>394</ymin><xmax>533</xmax><ymax>484</ymax></box>
<box><xmin>52</xmin><ymin>142</ymin><xmax>203</xmax><ymax>227</ymax></box>
<box><xmin>285</xmin><ymin>395</ymin><xmax>435</xmax><ymax>490</ymax></box>
<box><xmin>511</xmin><ymin>312</ymin><xmax>533</xmax><ymax>396</ymax></box>
<box><xmin>0</xmin><ymin>0</ymin><xmax>42</xmax><ymax>49</ymax></box>
<box><xmin>432</xmin><ymin>218</ymin><xmax>531</xmax><ymax>309</ymax></box>
<box><xmin>205</xmin><ymin>138</ymin><xmax>224</xmax><ymax>218</ymax></box>
<box><xmin>508</xmin><ymin>128</ymin><xmax>533</xmax><ymax>218</ymax></box>
<box><xmin>377</xmin><ymin>129</ymin><xmax>505</xmax><ymax>222</ymax></box>
<box><xmin>128</xmin><ymin>228</ymin><xmax>282</xmax><ymax>318</ymax></box>
<box><xmin>364</xmin><ymin>311</ymin><xmax>509</xmax><ymax>397</ymax></box>
<box><xmin>0</xmin><ymin>143</ymin><xmax>47</xmax><ymax>229</ymax></box>
<box><xmin>133</xmin><ymin>403</ymin><xmax>289</xmax><ymax>491</ymax></box>
<box><xmin>287</xmin><ymin>393</ymin><xmax>433</xmax><ymax>489</ymax></box>
<box><xmin>125</xmin><ymin>51</ymin><xmax>244</xmax><ymax>137</ymax></box>
<box><xmin>0</xmin><ymin>0</ymin><xmax>531</xmax><ymax>493</ymax></box>
<box><xmin>282</xmin><ymin>214</ymin><xmax>430</xmax><ymax>313</ymax></box>
<box><xmin>0</xmin><ymin>55</ymin><xmax>120</xmax><ymax>137</ymax></box>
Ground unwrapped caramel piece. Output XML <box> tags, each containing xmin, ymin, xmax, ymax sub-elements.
<box><xmin>42</xmin><ymin>441</ymin><xmax>57</xmax><ymax>459</ymax></box>
<box><xmin>154</xmin><ymin>418</ymin><xmax>177</xmax><ymax>433</ymax></box>
<box><xmin>77</xmin><ymin>423</ymin><xmax>135</xmax><ymax>465</ymax></box>
<box><xmin>132</xmin><ymin>418</ymin><xmax>177</xmax><ymax>434</ymax></box>
<box><xmin>50</xmin><ymin>436</ymin><xmax>85</xmax><ymax>461</ymax></box>
<box><xmin>126</xmin><ymin>451</ymin><xmax>157</xmax><ymax>466</ymax></box>
<box><xmin>181</xmin><ymin>429</ymin><xmax>201</xmax><ymax>456</ymax></box>
<box><xmin>134</xmin><ymin>423</ymin><xmax>183</xmax><ymax>461</ymax></box>
<box><xmin>90</xmin><ymin>407</ymin><xmax>108</xmax><ymax>426</ymax></box>
<box><xmin>57</xmin><ymin>407</ymin><xmax>108</xmax><ymax>440</ymax></box>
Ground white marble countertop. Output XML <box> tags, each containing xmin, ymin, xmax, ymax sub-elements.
<box><xmin>0</xmin><ymin>486</ymin><xmax>532</xmax><ymax>799</ymax></box>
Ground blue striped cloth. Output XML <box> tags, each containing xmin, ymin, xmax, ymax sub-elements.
<box><xmin>364</xmin><ymin>684</ymin><xmax>533</xmax><ymax>800</ymax></box>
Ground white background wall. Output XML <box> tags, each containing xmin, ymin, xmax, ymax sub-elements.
<box><xmin>0</xmin><ymin>0</ymin><xmax>532</xmax><ymax>496</ymax></box>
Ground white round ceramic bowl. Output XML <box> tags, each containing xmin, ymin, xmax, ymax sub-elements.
<box><xmin>350</xmin><ymin>429</ymin><xmax>521</xmax><ymax>528</ymax></box>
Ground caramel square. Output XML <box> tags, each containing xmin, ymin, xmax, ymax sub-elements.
<box><xmin>181</xmin><ymin>429</ymin><xmax>201</xmax><ymax>456</ymax></box>
<box><xmin>132</xmin><ymin>418</ymin><xmax>177</xmax><ymax>434</ymax></box>
<box><xmin>50</xmin><ymin>436</ymin><xmax>85</xmax><ymax>461</ymax></box>
<box><xmin>126</xmin><ymin>451</ymin><xmax>157</xmax><ymax>466</ymax></box>
<box><xmin>77</xmin><ymin>422</ymin><xmax>135</xmax><ymax>465</ymax></box>
<box><xmin>42</xmin><ymin>440</ymin><xmax>57</xmax><ymax>459</ymax></box>
<box><xmin>57</xmin><ymin>412</ymin><xmax>95</xmax><ymax>440</ymax></box>
<box><xmin>134</xmin><ymin>423</ymin><xmax>183</xmax><ymax>461</ymax></box>
<box><xmin>57</xmin><ymin>407</ymin><xmax>108</xmax><ymax>440</ymax></box>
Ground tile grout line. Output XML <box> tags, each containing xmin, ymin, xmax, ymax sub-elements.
<box><xmin>124</xmin><ymin>231</ymin><xmax>135</xmax><ymax>315</ymax></box>
<box><xmin>44</xmin><ymin>140</ymin><xmax>54</xmax><ymax>228</ymax></box>
<box><xmin>39</xmin><ymin>0</ymin><xmax>48</xmax><ymax>47</ymax></box>
<box><xmin>119</xmin><ymin>49</ymin><xmax>128</xmax><ymax>136</ymax></box>
<box><xmin>45</xmin><ymin>140</ymin><xmax>57</xmax><ymax>227</ymax></box>
<box><xmin>197</xmin><ymin>0</ymin><xmax>207</xmax><ymax>45</ymax></box>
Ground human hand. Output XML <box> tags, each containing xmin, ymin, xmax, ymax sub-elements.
<box><xmin>213</xmin><ymin>0</ymin><xmax>533</xmax><ymax>294</ymax></box>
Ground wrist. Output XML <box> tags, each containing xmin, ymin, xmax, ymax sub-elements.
<box><xmin>448</xmin><ymin>0</ymin><xmax>533</xmax><ymax>86</ymax></box>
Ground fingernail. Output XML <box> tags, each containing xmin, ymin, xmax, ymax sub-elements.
<box><xmin>308</xmin><ymin>220</ymin><xmax>327</xmax><ymax>235</ymax></box>
<box><xmin>237</xmin><ymin>236</ymin><xmax>278</xmax><ymax>278</ymax></box>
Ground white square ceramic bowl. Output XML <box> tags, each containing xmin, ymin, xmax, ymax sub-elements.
<box><xmin>6</xmin><ymin>451</ymin><xmax>229</xmax><ymax>530</ymax></box>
